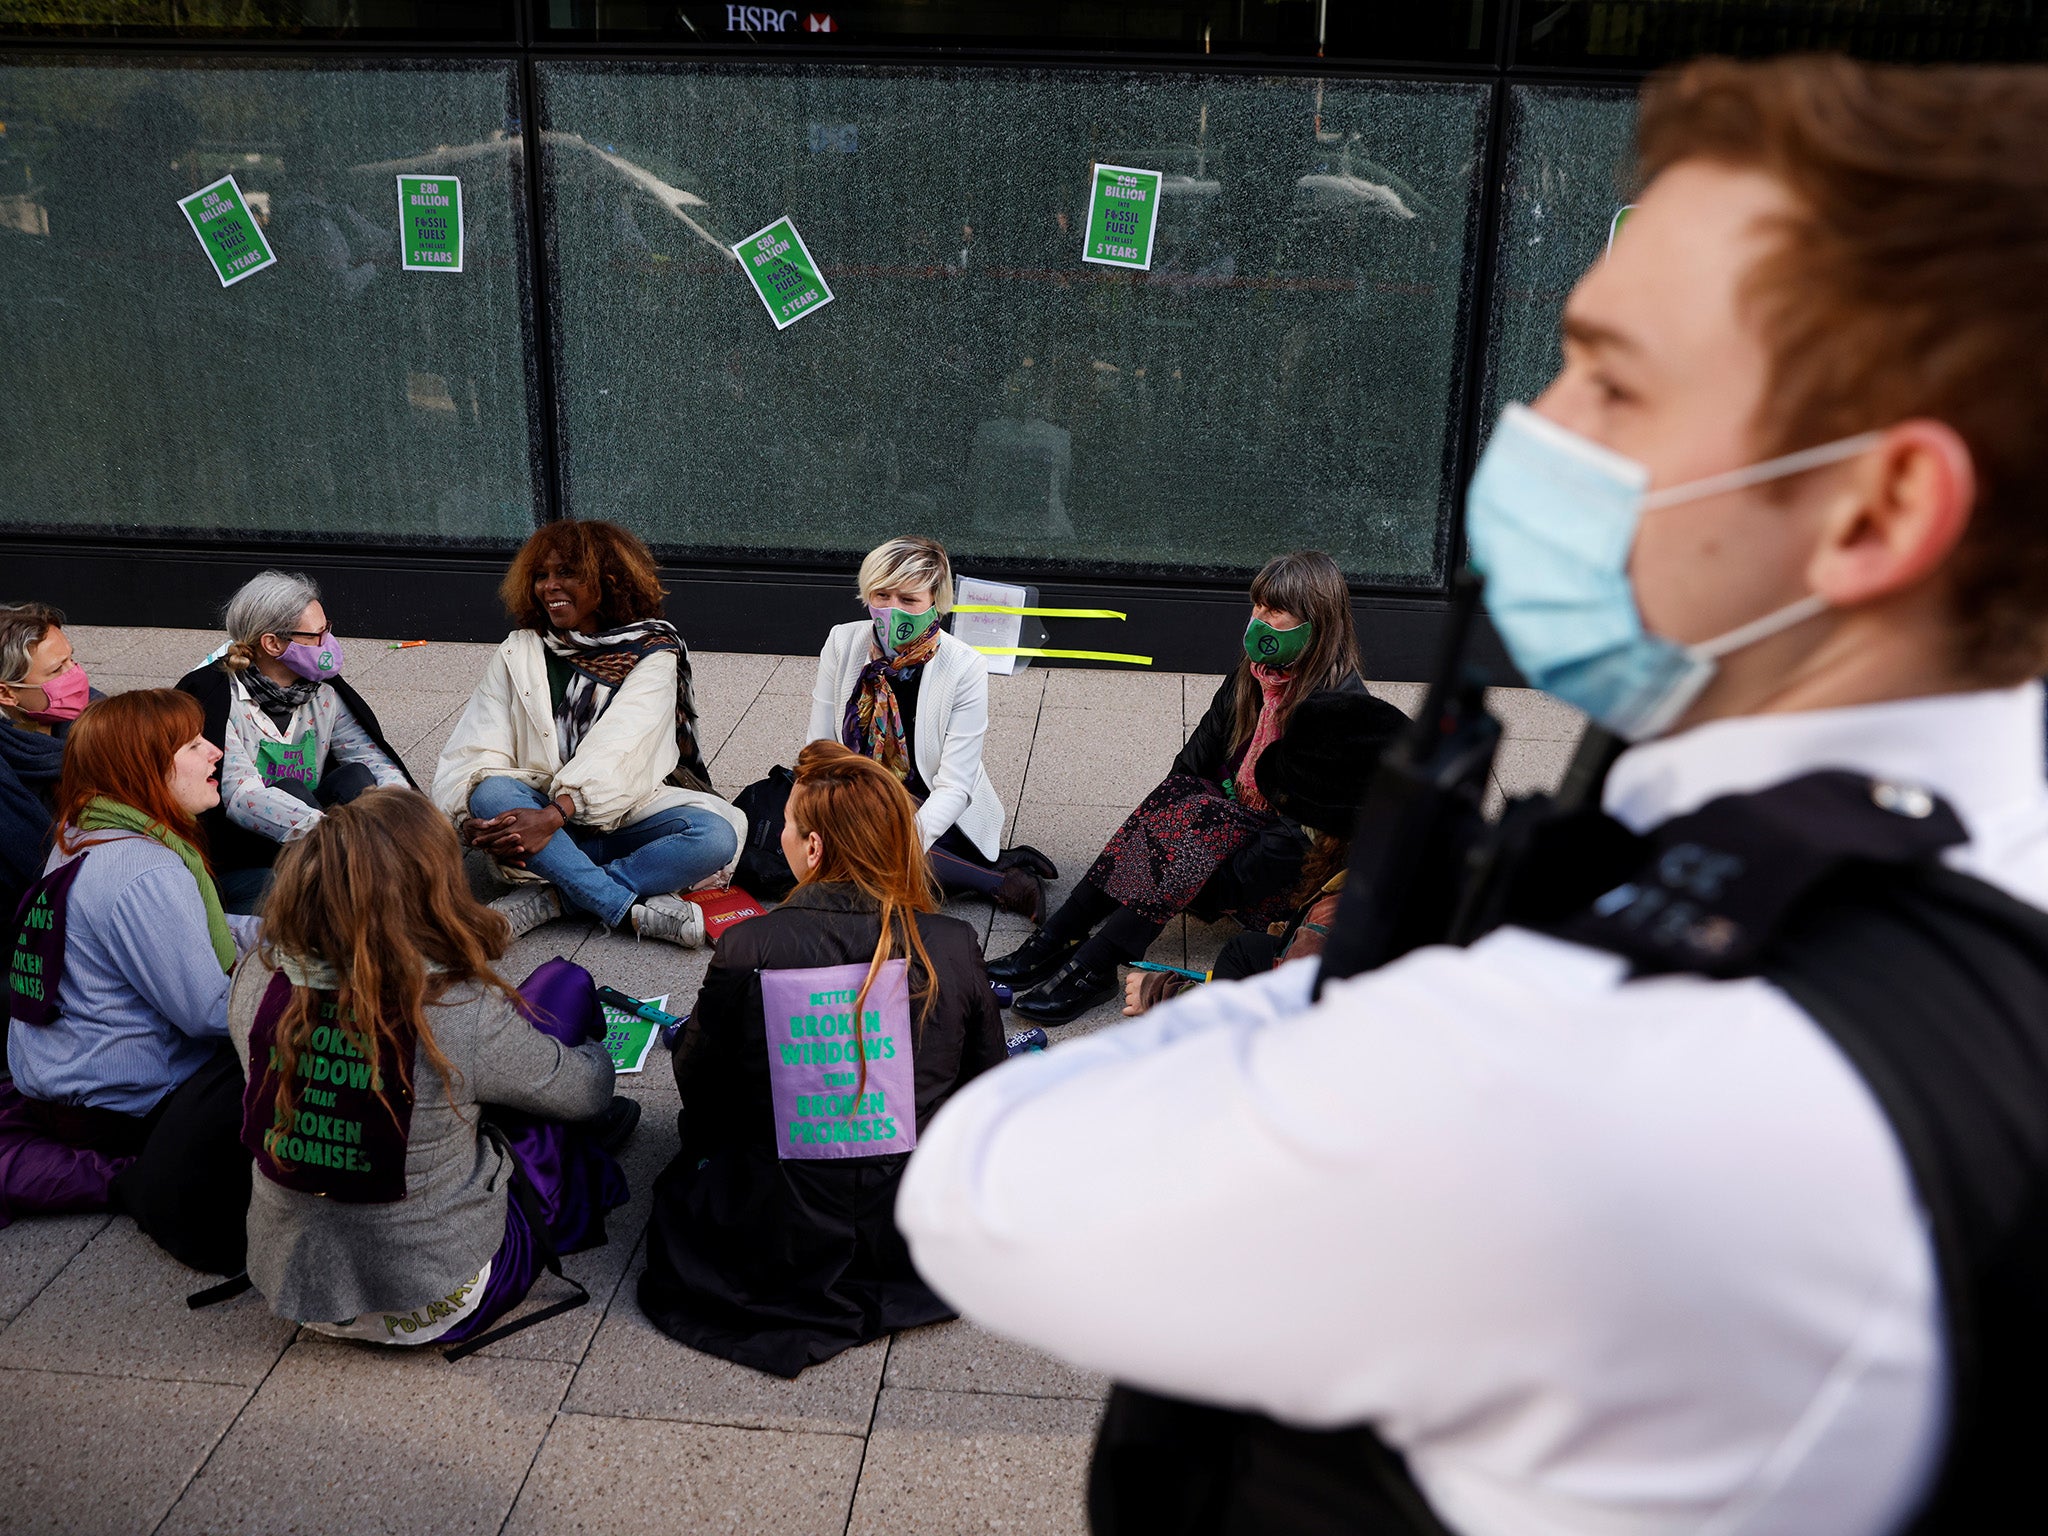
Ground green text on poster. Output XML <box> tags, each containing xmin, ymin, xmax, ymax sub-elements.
<box><xmin>1082</xmin><ymin>163</ymin><xmax>1163</xmax><ymax>271</ymax></box>
<box><xmin>732</xmin><ymin>216</ymin><xmax>835</xmax><ymax>331</ymax></box>
<box><xmin>602</xmin><ymin>993</ymin><xmax>668</xmax><ymax>1075</ymax></box>
<box><xmin>397</xmin><ymin>174</ymin><xmax>464</xmax><ymax>274</ymax></box>
<box><xmin>177</xmin><ymin>174</ymin><xmax>276</xmax><ymax>288</ymax></box>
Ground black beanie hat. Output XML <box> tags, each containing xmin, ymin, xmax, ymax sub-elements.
<box><xmin>1259</xmin><ymin>690</ymin><xmax>1407</xmax><ymax>834</ymax></box>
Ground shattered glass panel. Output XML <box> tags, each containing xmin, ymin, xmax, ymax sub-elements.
<box><xmin>1483</xmin><ymin>84</ymin><xmax>1637</xmax><ymax>427</ymax></box>
<box><xmin>0</xmin><ymin>58</ymin><xmax>539</xmax><ymax>544</ymax></box>
<box><xmin>538</xmin><ymin>62</ymin><xmax>1489</xmax><ymax>584</ymax></box>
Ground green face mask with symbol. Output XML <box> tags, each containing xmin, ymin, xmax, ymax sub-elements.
<box><xmin>870</xmin><ymin>604</ymin><xmax>940</xmax><ymax>660</ymax></box>
<box><xmin>1243</xmin><ymin>616</ymin><xmax>1312</xmax><ymax>668</ymax></box>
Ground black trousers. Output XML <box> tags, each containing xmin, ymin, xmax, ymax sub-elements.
<box><xmin>270</xmin><ymin>758</ymin><xmax>380</xmax><ymax>812</ymax></box>
<box><xmin>25</xmin><ymin>1042</ymin><xmax>251</xmax><ymax>1274</ymax></box>
<box><xmin>1212</xmin><ymin>931</ymin><xmax>1284</xmax><ymax>982</ymax></box>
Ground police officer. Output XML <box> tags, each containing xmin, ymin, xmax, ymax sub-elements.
<box><xmin>898</xmin><ymin>56</ymin><xmax>2048</xmax><ymax>1536</ymax></box>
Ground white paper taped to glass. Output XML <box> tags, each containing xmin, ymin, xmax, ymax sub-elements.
<box><xmin>952</xmin><ymin>575</ymin><xmax>1152</xmax><ymax>673</ymax></box>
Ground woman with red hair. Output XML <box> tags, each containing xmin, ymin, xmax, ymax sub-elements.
<box><xmin>5</xmin><ymin>689</ymin><xmax>263</xmax><ymax>1273</ymax></box>
<box><xmin>638</xmin><ymin>740</ymin><xmax>1005</xmax><ymax>1377</ymax></box>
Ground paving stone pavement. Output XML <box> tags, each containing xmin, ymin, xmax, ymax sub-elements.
<box><xmin>2</xmin><ymin>625</ymin><xmax>1582</xmax><ymax>1535</ymax></box>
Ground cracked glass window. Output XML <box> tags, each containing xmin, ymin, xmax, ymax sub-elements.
<box><xmin>538</xmin><ymin>62</ymin><xmax>1490</xmax><ymax>584</ymax></box>
<box><xmin>0</xmin><ymin>58</ymin><xmax>540</xmax><ymax>545</ymax></box>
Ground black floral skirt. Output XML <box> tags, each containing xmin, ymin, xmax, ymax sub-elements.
<box><xmin>1084</xmin><ymin>773</ymin><xmax>1292</xmax><ymax>927</ymax></box>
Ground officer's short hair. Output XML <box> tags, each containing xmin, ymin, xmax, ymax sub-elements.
<box><xmin>1639</xmin><ymin>57</ymin><xmax>2048</xmax><ymax>684</ymax></box>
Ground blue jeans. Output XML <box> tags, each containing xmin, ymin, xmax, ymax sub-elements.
<box><xmin>468</xmin><ymin>776</ymin><xmax>738</xmax><ymax>929</ymax></box>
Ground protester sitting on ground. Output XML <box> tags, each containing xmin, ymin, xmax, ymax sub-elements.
<box><xmin>433</xmin><ymin>520</ymin><xmax>745</xmax><ymax>948</ymax></box>
<box><xmin>0</xmin><ymin>602</ymin><xmax>98</xmax><ymax>926</ymax></box>
<box><xmin>990</xmin><ymin>550</ymin><xmax>1381</xmax><ymax>1024</ymax></box>
<box><xmin>638</xmin><ymin>740</ymin><xmax>1006</xmax><ymax>1378</ymax></box>
<box><xmin>904</xmin><ymin>58</ymin><xmax>2048</xmax><ymax>1535</ymax></box>
<box><xmin>176</xmin><ymin>572</ymin><xmax>410</xmax><ymax>915</ymax></box>
<box><xmin>230</xmin><ymin>787</ymin><xmax>628</xmax><ymax>1352</ymax></box>
<box><xmin>1121</xmin><ymin>690</ymin><xmax>1405</xmax><ymax>1016</ymax></box>
<box><xmin>6</xmin><ymin>690</ymin><xmax>261</xmax><ymax>1273</ymax></box>
<box><xmin>806</xmin><ymin>535</ymin><xmax>1055</xmax><ymax>918</ymax></box>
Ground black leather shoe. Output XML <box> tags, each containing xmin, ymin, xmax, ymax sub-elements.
<box><xmin>986</xmin><ymin>928</ymin><xmax>1080</xmax><ymax>988</ymax></box>
<box><xmin>592</xmin><ymin>1094</ymin><xmax>641</xmax><ymax>1155</ymax></box>
<box><xmin>1012</xmin><ymin>959</ymin><xmax>1118</xmax><ymax>1026</ymax></box>
<box><xmin>997</xmin><ymin>844</ymin><xmax>1060</xmax><ymax>881</ymax></box>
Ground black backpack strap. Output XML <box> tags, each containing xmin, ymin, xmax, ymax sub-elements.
<box><xmin>442</xmin><ymin>1124</ymin><xmax>590</xmax><ymax>1363</ymax></box>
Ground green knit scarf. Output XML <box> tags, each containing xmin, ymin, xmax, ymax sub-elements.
<box><xmin>79</xmin><ymin>796</ymin><xmax>235</xmax><ymax>973</ymax></box>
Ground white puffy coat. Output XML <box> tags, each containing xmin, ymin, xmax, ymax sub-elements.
<box><xmin>433</xmin><ymin>629</ymin><xmax>745</xmax><ymax>888</ymax></box>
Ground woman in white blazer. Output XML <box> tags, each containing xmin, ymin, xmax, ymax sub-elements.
<box><xmin>434</xmin><ymin>521</ymin><xmax>746</xmax><ymax>947</ymax></box>
<box><xmin>808</xmin><ymin>537</ymin><xmax>1054</xmax><ymax>920</ymax></box>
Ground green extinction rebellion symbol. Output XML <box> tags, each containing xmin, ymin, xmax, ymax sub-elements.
<box><xmin>733</xmin><ymin>216</ymin><xmax>835</xmax><ymax>331</ymax></box>
<box><xmin>1082</xmin><ymin>163</ymin><xmax>1163</xmax><ymax>271</ymax></box>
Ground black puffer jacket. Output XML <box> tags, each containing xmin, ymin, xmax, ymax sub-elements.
<box><xmin>639</xmin><ymin>882</ymin><xmax>1006</xmax><ymax>1378</ymax></box>
<box><xmin>1170</xmin><ymin>671</ymin><xmax>1403</xmax><ymax>910</ymax></box>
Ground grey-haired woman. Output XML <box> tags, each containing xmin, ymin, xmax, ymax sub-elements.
<box><xmin>176</xmin><ymin>571</ymin><xmax>410</xmax><ymax>912</ymax></box>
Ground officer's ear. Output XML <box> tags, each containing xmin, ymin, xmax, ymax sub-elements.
<box><xmin>1805</xmin><ymin>419</ymin><xmax>1975</xmax><ymax>608</ymax></box>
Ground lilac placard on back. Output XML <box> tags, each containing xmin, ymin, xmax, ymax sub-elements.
<box><xmin>759</xmin><ymin>958</ymin><xmax>917</xmax><ymax>1161</ymax></box>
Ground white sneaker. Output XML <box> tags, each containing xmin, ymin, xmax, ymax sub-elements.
<box><xmin>630</xmin><ymin>893</ymin><xmax>706</xmax><ymax>949</ymax></box>
<box><xmin>490</xmin><ymin>885</ymin><xmax>564</xmax><ymax>939</ymax></box>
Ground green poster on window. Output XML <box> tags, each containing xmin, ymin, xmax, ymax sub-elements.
<box><xmin>732</xmin><ymin>216</ymin><xmax>835</xmax><ymax>331</ymax></box>
<box><xmin>397</xmin><ymin>174</ymin><xmax>464</xmax><ymax>274</ymax></box>
<box><xmin>1082</xmin><ymin>163</ymin><xmax>1162</xmax><ymax>271</ymax></box>
<box><xmin>177</xmin><ymin>173</ymin><xmax>276</xmax><ymax>289</ymax></box>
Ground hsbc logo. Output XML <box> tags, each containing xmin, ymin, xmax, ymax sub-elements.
<box><xmin>726</xmin><ymin>5</ymin><xmax>835</xmax><ymax>30</ymax></box>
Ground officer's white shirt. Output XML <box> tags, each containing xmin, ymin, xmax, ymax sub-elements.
<box><xmin>899</xmin><ymin>682</ymin><xmax>2048</xmax><ymax>1536</ymax></box>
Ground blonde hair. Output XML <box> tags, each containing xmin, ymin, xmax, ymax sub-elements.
<box><xmin>856</xmin><ymin>536</ymin><xmax>954</xmax><ymax>614</ymax></box>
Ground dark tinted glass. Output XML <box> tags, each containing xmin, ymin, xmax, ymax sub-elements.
<box><xmin>537</xmin><ymin>61</ymin><xmax>1489</xmax><ymax>585</ymax></box>
<box><xmin>0</xmin><ymin>57</ymin><xmax>541</xmax><ymax>545</ymax></box>
<box><xmin>1482</xmin><ymin>84</ymin><xmax>1635</xmax><ymax>425</ymax></box>
<box><xmin>1513</xmin><ymin>0</ymin><xmax>2048</xmax><ymax>69</ymax></box>
<box><xmin>0</xmin><ymin>2</ymin><xmax>514</xmax><ymax>41</ymax></box>
<box><xmin>536</xmin><ymin>0</ymin><xmax>1499</xmax><ymax>65</ymax></box>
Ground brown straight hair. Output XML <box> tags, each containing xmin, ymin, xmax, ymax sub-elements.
<box><xmin>260</xmin><ymin>788</ymin><xmax>521</xmax><ymax>1139</ymax></box>
<box><xmin>1228</xmin><ymin>551</ymin><xmax>1365</xmax><ymax>753</ymax></box>
<box><xmin>1637</xmin><ymin>56</ymin><xmax>2048</xmax><ymax>683</ymax></box>
<box><xmin>53</xmin><ymin>689</ymin><xmax>209</xmax><ymax>863</ymax></box>
<box><xmin>499</xmin><ymin>520</ymin><xmax>668</xmax><ymax>633</ymax></box>
<box><xmin>785</xmin><ymin>740</ymin><xmax>940</xmax><ymax>1105</ymax></box>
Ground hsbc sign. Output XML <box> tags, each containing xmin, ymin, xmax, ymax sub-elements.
<box><xmin>725</xmin><ymin>6</ymin><xmax>836</xmax><ymax>29</ymax></box>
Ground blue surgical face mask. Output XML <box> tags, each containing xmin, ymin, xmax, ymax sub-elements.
<box><xmin>1466</xmin><ymin>403</ymin><xmax>1881</xmax><ymax>740</ymax></box>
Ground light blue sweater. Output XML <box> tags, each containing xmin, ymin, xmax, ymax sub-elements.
<box><xmin>8</xmin><ymin>831</ymin><xmax>261</xmax><ymax>1115</ymax></box>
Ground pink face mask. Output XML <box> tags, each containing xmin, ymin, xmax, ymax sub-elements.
<box><xmin>15</xmin><ymin>663</ymin><xmax>90</xmax><ymax>722</ymax></box>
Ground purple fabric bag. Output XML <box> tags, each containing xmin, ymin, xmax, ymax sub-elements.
<box><xmin>495</xmin><ymin>956</ymin><xmax>629</xmax><ymax>1254</ymax></box>
<box><xmin>439</xmin><ymin>957</ymin><xmax>628</xmax><ymax>1344</ymax></box>
<box><xmin>0</xmin><ymin>1083</ymin><xmax>130</xmax><ymax>1231</ymax></box>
